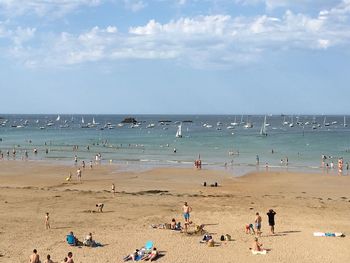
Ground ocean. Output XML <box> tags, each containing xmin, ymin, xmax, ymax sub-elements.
<box><xmin>1</xmin><ymin>114</ymin><xmax>350</xmax><ymax>175</ymax></box>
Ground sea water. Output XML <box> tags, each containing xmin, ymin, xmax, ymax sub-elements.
<box><xmin>1</xmin><ymin>114</ymin><xmax>350</xmax><ymax>175</ymax></box>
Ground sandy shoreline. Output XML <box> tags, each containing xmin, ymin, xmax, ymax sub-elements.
<box><xmin>0</xmin><ymin>161</ymin><xmax>349</xmax><ymax>263</ymax></box>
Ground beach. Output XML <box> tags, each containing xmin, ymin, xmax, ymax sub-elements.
<box><xmin>0</xmin><ymin>161</ymin><xmax>350</xmax><ymax>263</ymax></box>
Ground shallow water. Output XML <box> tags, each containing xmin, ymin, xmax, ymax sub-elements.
<box><xmin>1</xmin><ymin>114</ymin><xmax>349</xmax><ymax>176</ymax></box>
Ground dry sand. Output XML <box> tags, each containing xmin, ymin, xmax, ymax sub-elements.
<box><xmin>0</xmin><ymin>161</ymin><xmax>349</xmax><ymax>263</ymax></box>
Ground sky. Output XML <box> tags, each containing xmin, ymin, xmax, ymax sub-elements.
<box><xmin>0</xmin><ymin>0</ymin><xmax>350</xmax><ymax>115</ymax></box>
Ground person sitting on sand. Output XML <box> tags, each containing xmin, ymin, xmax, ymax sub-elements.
<box><xmin>245</xmin><ymin>223</ymin><xmax>255</xmax><ymax>235</ymax></box>
<box><xmin>170</xmin><ymin>218</ymin><xmax>177</xmax><ymax>230</ymax></box>
<box><xmin>66</xmin><ymin>252</ymin><xmax>74</xmax><ymax>263</ymax></box>
<box><xmin>252</xmin><ymin>237</ymin><xmax>265</xmax><ymax>252</ymax></box>
<box><xmin>144</xmin><ymin>247</ymin><xmax>158</xmax><ymax>261</ymax></box>
<box><xmin>96</xmin><ymin>203</ymin><xmax>104</xmax><ymax>213</ymax></box>
<box><xmin>29</xmin><ymin>249</ymin><xmax>40</xmax><ymax>263</ymax></box>
<box><xmin>66</xmin><ymin>231</ymin><xmax>77</xmax><ymax>246</ymax></box>
<box><xmin>44</xmin><ymin>254</ymin><xmax>53</xmax><ymax>263</ymax></box>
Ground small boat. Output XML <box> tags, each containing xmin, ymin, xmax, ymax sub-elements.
<box><xmin>175</xmin><ymin>124</ymin><xmax>182</xmax><ymax>138</ymax></box>
<box><xmin>244</xmin><ymin>122</ymin><xmax>253</xmax><ymax>128</ymax></box>
<box><xmin>227</xmin><ymin>126</ymin><xmax>234</xmax><ymax>130</ymax></box>
<box><xmin>146</xmin><ymin>124</ymin><xmax>155</xmax><ymax>128</ymax></box>
<box><xmin>56</xmin><ymin>115</ymin><xmax>60</xmax><ymax>121</ymax></box>
<box><xmin>81</xmin><ymin>117</ymin><xmax>85</xmax><ymax>124</ymax></box>
<box><xmin>46</xmin><ymin>121</ymin><xmax>54</xmax><ymax>127</ymax></box>
<box><xmin>92</xmin><ymin>117</ymin><xmax>99</xmax><ymax>125</ymax></box>
<box><xmin>39</xmin><ymin>126</ymin><xmax>46</xmax><ymax>130</ymax></box>
<box><xmin>344</xmin><ymin>116</ymin><xmax>347</xmax><ymax>127</ymax></box>
<box><xmin>231</xmin><ymin>116</ymin><xmax>239</xmax><ymax>126</ymax></box>
<box><xmin>323</xmin><ymin>116</ymin><xmax>330</xmax><ymax>127</ymax></box>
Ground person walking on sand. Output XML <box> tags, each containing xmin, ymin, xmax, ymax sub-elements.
<box><xmin>255</xmin><ymin>212</ymin><xmax>262</xmax><ymax>236</ymax></box>
<box><xmin>29</xmin><ymin>249</ymin><xmax>40</xmax><ymax>263</ymax></box>
<box><xmin>76</xmin><ymin>168</ymin><xmax>82</xmax><ymax>182</ymax></box>
<box><xmin>182</xmin><ymin>202</ymin><xmax>192</xmax><ymax>224</ymax></box>
<box><xmin>89</xmin><ymin>160</ymin><xmax>93</xmax><ymax>169</ymax></box>
<box><xmin>111</xmin><ymin>183</ymin><xmax>115</xmax><ymax>195</ymax></box>
<box><xmin>45</xmin><ymin>212</ymin><xmax>50</xmax><ymax>229</ymax></box>
<box><xmin>267</xmin><ymin>209</ymin><xmax>276</xmax><ymax>234</ymax></box>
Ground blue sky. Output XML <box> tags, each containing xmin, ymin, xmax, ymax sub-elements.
<box><xmin>0</xmin><ymin>0</ymin><xmax>350</xmax><ymax>114</ymax></box>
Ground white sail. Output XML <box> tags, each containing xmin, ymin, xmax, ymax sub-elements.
<box><xmin>56</xmin><ymin>115</ymin><xmax>60</xmax><ymax>121</ymax></box>
<box><xmin>176</xmin><ymin>124</ymin><xmax>182</xmax><ymax>138</ymax></box>
<box><xmin>93</xmin><ymin>117</ymin><xmax>96</xmax><ymax>125</ymax></box>
<box><xmin>260</xmin><ymin>115</ymin><xmax>267</xmax><ymax>136</ymax></box>
<box><xmin>81</xmin><ymin>117</ymin><xmax>85</xmax><ymax>124</ymax></box>
<box><xmin>344</xmin><ymin>116</ymin><xmax>347</xmax><ymax>127</ymax></box>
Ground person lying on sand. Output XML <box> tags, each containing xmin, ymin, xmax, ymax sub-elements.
<box><xmin>143</xmin><ymin>247</ymin><xmax>158</xmax><ymax>261</ymax></box>
<box><xmin>123</xmin><ymin>249</ymin><xmax>141</xmax><ymax>261</ymax></box>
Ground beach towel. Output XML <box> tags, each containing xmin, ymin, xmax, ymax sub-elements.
<box><xmin>252</xmin><ymin>250</ymin><xmax>267</xmax><ymax>255</ymax></box>
<box><xmin>313</xmin><ymin>232</ymin><xmax>344</xmax><ymax>237</ymax></box>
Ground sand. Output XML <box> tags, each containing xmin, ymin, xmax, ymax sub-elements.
<box><xmin>0</xmin><ymin>161</ymin><xmax>349</xmax><ymax>263</ymax></box>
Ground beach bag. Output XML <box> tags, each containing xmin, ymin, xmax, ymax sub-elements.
<box><xmin>220</xmin><ymin>235</ymin><xmax>225</xmax><ymax>241</ymax></box>
<box><xmin>208</xmin><ymin>240</ymin><xmax>214</xmax><ymax>247</ymax></box>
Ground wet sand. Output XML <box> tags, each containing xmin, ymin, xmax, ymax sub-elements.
<box><xmin>0</xmin><ymin>161</ymin><xmax>349</xmax><ymax>263</ymax></box>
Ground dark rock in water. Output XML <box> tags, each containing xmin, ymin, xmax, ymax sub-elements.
<box><xmin>121</xmin><ymin>117</ymin><xmax>137</xmax><ymax>124</ymax></box>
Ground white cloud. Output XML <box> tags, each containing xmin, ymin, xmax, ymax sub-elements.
<box><xmin>1</xmin><ymin>1</ymin><xmax>350</xmax><ymax>69</ymax></box>
<box><xmin>0</xmin><ymin>0</ymin><xmax>103</xmax><ymax>17</ymax></box>
<box><xmin>123</xmin><ymin>0</ymin><xmax>146</xmax><ymax>12</ymax></box>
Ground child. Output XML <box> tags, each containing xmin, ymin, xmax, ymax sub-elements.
<box><xmin>44</xmin><ymin>254</ymin><xmax>54</xmax><ymax>263</ymax></box>
<box><xmin>45</xmin><ymin>212</ymin><xmax>50</xmax><ymax>229</ymax></box>
<box><xmin>245</xmin><ymin>223</ymin><xmax>255</xmax><ymax>234</ymax></box>
<box><xmin>255</xmin><ymin>212</ymin><xmax>262</xmax><ymax>236</ymax></box>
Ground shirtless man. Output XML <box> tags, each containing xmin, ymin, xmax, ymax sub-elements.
<box><xmin>182</xmin><ymin>202</ymin><xmax>192</xmax><ymax>224</ymax></box>
<box><xmin>76</xmin><ymin>168</ymin><xmax>82</xmax><ymax>182</ymax></box>
<box><xmin>66</xmin><ymin>252</ymin><xmax>74</xmax><ymax>263</ymax></box>
<box><xmin>255</xmin><ymin>212</ymin><xmax>262</xmax><ymax>236</ymax></box>
<box><xmin>111</xmin><ymin>183</ymin><xmax>115</xmax><ymax>195</ymax></box>
<box><xmin>44</xmin><ymin>254</ymin><xmax>54</xmax><ymax>263</ymax></box>
<box><xmin>252</xmin><ymin>237</ymin><xmax>264</xmax><ymax>251</ymax></box>
<box><xmin>29</xmin><ymin>249</ymin><xmax>40</xmax><ymax>263</ymax></box>
<box><xmin>45</xmin><ymin>212</ymin><xmax>50</xmax><ymax>229</ymax></box>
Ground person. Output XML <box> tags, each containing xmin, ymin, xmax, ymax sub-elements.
<box><xmin>44</xmin><ymin>254</ymin><xmax>54</xmax><ymax>263</ymax></box>
<box><xmin>30</xmin><ymin>249</ymin><xmax>40</xmax><ymax>263</ymax></box>
<box><xmin>123</xmin><ymin>249</ymin><xmax>139</xmax><ymax>261</ymax></box>
<box><xmin>182</xmin><ymin>202</ymin><xmax>192</xmax><ymax>224</ymax></box>
<box><xmin>256</xmin><ymin>155</ymin><xmax>259</xmax><ymax>165</ymax></box>
<box><xmin>144</xmin><ymin>247</ymin><xmax>158</xmax><ymax>261</ymax></box>
<box><xmin>74</xmin><ymin>155</ymin><xmax>78</xmax><ymax>165</ymax></box>
<box><xmin>61</xmin><ymin>258</ymin><xmax>68</xmax><ymax>263</ymax></box>
<box><xmin>76</xmin><ymin>168</ymin><xmax>82</xmax><ymax>182</ymax></box>
<box><xmin>255</xmin><ymin>212</ymin><xmax>262</xmax><ymax>236</ymax></box>
<box><xmin>66</xmin><ymin>172</ymin><xmax>72</xmax><ymax>182</ymax></box>
<box><xmin>45</xmin><ymin>212</ymin><xmax>50</xmax><ymax>229</ymax></box>
<box><xmin>82</xmin><ymin>160</ymin><xmax>85</xmax><ymax>168</ymax></box>
<box><xmin>170</xmin><ymin>218</ymin><xmax>177</xmax><ymax>230</ymax></box>
<box><xmin>96</xmin><ymin>203</ymin><xmax>104</xmax><ymax>213</ymax></box>
<box><xmin>267</xmin><ymin>209</ymin><xmax>276</xmax><ymax>234</ymax></box>
<box><xmin>66</xmin><ymin>231</ymin><xmax>77</xmax><ymax>246</ymax></box>
<box><xmin>245</xmin><ymin>223</ymin><xmax>255</xmax><ymax>234</ymax></box>
<box><xmin>252</xmin><ymin>237</ymin><xmax>265</xmax><ymax>252</ymax></box>
<box><xmin>67</xmin><ymin>252</ymin><xmax>74</xmax><ymax>263</ymax></box>
<box><xmin>111</xmin><ymin>183</ymin><xmax>116</xmax><ymax>195</ymax></box>
<box><xmin>89</xmin><ymin>160</ymin><xmax>93</xmax><ymax>169</ymax></box>
<box><xmin>83</xmin><ymin>232</ymin><xmax>96</xmax><ymax>247</ymax></box>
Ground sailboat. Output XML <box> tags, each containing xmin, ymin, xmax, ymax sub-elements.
<box><xmin>92</xmin><ymin>117</ymin><xmax>99</xmax><ymax>125</ymax></box>
<box><xmin>323</xmin><ymin>116</ymin><xmax>330</xmax><ymax>126</ymax></box>
<box><xmin>344</xmin><ymin>116</ymin><xmax>347</xmax><ymax>127</ymax></box>
<box><xmin>56</xmin><ymin>115</ymin><xmax>60</xmax><ymax>121</ymax></box>
<box><xmin>176</xmin><ymin>124</ymin><xmax>182</xmax><ymax>138</ymax></box>
<box><xmin>260</xmin><ymin>116</ymin><xmax>267</xmax><ymax>136</ymax></box>
<box><xmin>81</xmin><ymin>117</ymin><xmax>85</xmax><ymax>124</ymax></box>
<box><xmin>231</xmin><ymin>116</ymin><xmax>239</xmax><ymax>126</ymax></box>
